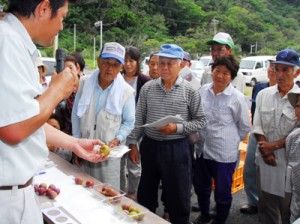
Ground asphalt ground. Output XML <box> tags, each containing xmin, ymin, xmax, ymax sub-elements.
<box><xmin>156</xmin><ymin>187</ymin><xmax>260</xmax><ymax>224</ymax></box>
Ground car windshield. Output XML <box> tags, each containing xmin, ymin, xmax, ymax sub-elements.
<box><xmin>240</xmin><ymin>60</ymin><xmax>256</xmax><ymax>69</ymax></box>
<box><xmin>199</xmin><ymin>58</ymin><xmax>211</xmax><ymax>66</ymax></box>
<box><xmin>191</xmin><ymin>61</ymin><xmax>205</xmax><ymax>70</ymax></box>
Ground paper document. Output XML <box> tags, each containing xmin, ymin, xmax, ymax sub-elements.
<box><xmin>139</xmin><ymin>114</ymin><xmax>184</xmax><ymax>128</ymax></box>
<box><xmin>109</xmin><ymin>145</ymin><xmax>131</xmax><ymax>160</ymax></box>
<box><xmin>94</xmin><ymin>145</ymin><xmax>131</xmax><ymax>160</ymax></box>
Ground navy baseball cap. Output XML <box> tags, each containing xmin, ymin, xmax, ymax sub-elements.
<box><xmin>156</xmin><ymin>44</ymin><xmax>184</xmax><ymax>60</ymax></box>
<box><xmin>272</xmin><ymin>49</ymin><xmax>300</xmax><ymax>67</ymax></box>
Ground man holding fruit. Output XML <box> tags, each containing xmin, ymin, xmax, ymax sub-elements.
<box><xmin>72</xmin><ymin>42</ymin><xmax>136</xmax><ymax>189</ymax></box>
<box><xmin>0</xmin><ymin>1</ymin><xmax>107</xmax><ymax>223</ymax></box>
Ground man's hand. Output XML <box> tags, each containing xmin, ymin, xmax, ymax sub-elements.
<box><xmin>258</xmin><ymin>141</ymin><xmax>275</xmax><ymax>157</ymax></box>
<box><xmin>72</xmin><ymin>138</ymin><xmax>108</xmax><ymax>164</ymax></box>
<box><xmin>73</xmin><ymin>154</ymin><xmax>83</xmax><ymax>167</ymax></box>
<box><xmin>157</xmin><ymin>123</ymin><xmax>177</xmax><ymax>135</ymax></box>
<box><xmin>129</xmin><ymin>144</ymin><xmax>140</xmax><ymax>164</ymax></box>
<box><xmin>49</xmin><ymin>67</ymin><xmax>78</xmax><ymax>99</ymax></box>
<box><xmin>108</xmin><ymin>138</ymin><xmax>120</xmax><ymax>148</ymax></box>
<box><xmin>262</xmin><ymin>153</ymin><xmax>277</xmax><ymax>166</ymax></box>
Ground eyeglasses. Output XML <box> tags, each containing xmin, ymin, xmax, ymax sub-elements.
<box><xmin>101</xmin><ymin>59</ymin><xmax>121</xmax><ymax>69</ymax></box>
<box><xmin>210</xmin><ymin>47</ymin><xmax>227</xmax><ymax>53</ymax></box>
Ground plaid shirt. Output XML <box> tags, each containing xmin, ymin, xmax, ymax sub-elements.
<box><xmin>286</xmin><ymin>128</ymin><xmax>300</xmax><ymax>222</ymax></box>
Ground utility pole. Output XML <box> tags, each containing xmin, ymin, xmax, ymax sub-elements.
<box><xmin>250</xmin><ymin>45</ymin><xmax>255</xmax><ymax>54</ymax></box>
<box><xmin>53</xmin><ymin>35</ymin><xmax>58</xmax><ymax>57</ymax></box>
<box><xmin>211</xmin><ymin>17</ymin><xmax>219</xmax><ymax>35</ymax></box>
<box><xmin>94</xmin><ymin>21</ymin><xmax>103</xmax><ymax>51</ymax></box>
<box><xmin>93</xmin><ymin>37</ymin><xmax>96</xmax><ymax>68</ymax></box>
<box><xmin>74</xmin><ymin>24</ymin><xmax>76</xmax><ymax>51</ymax></box>
<box><xmin>255</xmin><ymin>41</ymin><xmax>258</xmax><ymax>54</ymax></box>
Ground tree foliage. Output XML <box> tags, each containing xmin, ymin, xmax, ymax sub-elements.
<box><xmin>1</xmin><ymin>0</ymin><xmax>300</xmax><ymax>62</ymax></box>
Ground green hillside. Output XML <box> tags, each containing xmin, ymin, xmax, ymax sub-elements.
<box><xmin>1</xmin><ymin>0</ymin><xmax>300</xmax><ymax>64</ymax></box>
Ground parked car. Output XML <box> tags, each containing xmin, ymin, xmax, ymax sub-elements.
<box><xmin>41</xmin><ymin>57</ymin><xmax>56</xmax><ymax>77</ymax></box>
<box><xmin>190</xmin><ymin>60</ymin><xmax>205</xmax><ymax>80</ymax></box>
<box><xmin>294</xmin><ymin>74</ymin><xmax>300</xmax><ymax>87</ymax></box>
<box><xmin>199</xmin><ymin>55</ymin><xmax>213</xmax><ymax>67</ymax></box>
<box><xmin>141</xmin><ymin>56</ymin><xmax>149</xmax><ymax>75</ymax></box>
<box><xmin>239</xmin><ymin>56</ymin><xmax>273</xmax><ymax>86</ymax></box>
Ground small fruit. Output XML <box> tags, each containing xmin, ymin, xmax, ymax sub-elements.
<box><xmin>85</xmin><ymin>180</ymin><xmax>94</xmax><ymax>188</ymax></box>
<box><xmin>38</xmin><ymin>188</ymin><xmax>46</xmax><ymax>195</ymax></box>
<box><xmin>122</xmin><ymin>203</ymin><xmax>131</xmax><ymax>211</ymax></box>
<box><xmin>34</xmin><ymin>184</ymin><xmax>39</xmax><ymax>192</ymax></box>
<box><xmin>45</xmin><ymin>188</ymin><xmax>52</xmax><ymax>196</ymax></box>
<box><xmin>129</xmin><ymin>211</ymin><xmax>138</xmax><ymax>220</ymax></box>
<box><xmin>54</xmin><ymin>188</ymin><xmax>60</xmax><ymax>195</ymax></box>
<box><xmin>99</xmin><ymin>144</ymin><xmax>110</xmax><ymax>156</ymax></box>
<box><xmin>138</xmin><ymin>213</ymin><xmax>145</xmax><ymax>221</ymax></box>
<box><xmin>75</xmin><ymin>177</ymin><xmax>83</xmax><ymax>185</ymax></box>
<box><xmin>49</xmin><ymin>184</ymin><xmax>56</xmax><ymax>190</ymax></box>
<box><xmin>39</xmin><ymin>183</ymin><xmax>47</xmax><ymax>189</ymax></box>
<box><xmin>129</xmin><ymin>206</ymin><xmax>137</xmax><ymax>213</ymax></box>
<box><xmin>49</xmin><ymin>190</ymin><xmax>58</xmax><ymax>199</ymax></box>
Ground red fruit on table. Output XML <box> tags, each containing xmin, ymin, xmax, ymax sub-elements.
<box><xmin>49</xmin><ymin>184</ymin><xmax>56</xmax><ymax>190</ymax></box>
<box><xmin>85</xmin><ymin>180</ymin><xmax>94</xmax><ymax>188</ymax></box>
<box><xmin>54</xmin><ymin>187</ymin><xmax>60</xmax><ymax>195</ymax></box>
<box><xmin>34</xmin><ymin>184</ymin><xmax>39</xmax><ymax>192</ymax></box>
<box><xmin>49</xmin><ymin>190</ymin><xmax>58</xmax><ymax>199</ymax></box>
<box><xmin>38</xmin><ymin>188</ymin><xmax>46</xmax><ymax>195</ymax></box>
<box><xmin>75</xmin><ymin>177</ymin><xmax>83</xmax><ymax>185</ymax></box>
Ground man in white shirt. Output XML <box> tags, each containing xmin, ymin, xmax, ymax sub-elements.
<box><xmin>254</xmin><ymin>49</ymin><xmax>300</xmax><ymax>223</ymax></box>
<box><xmin>0</xmin><ymin>1</ymin><xmax>106</xmax><ymax>223</ymax></box>
<box><xmin>200</xmin><ymin>32</ymin><xmax>245</xmax><ymax>94</ymax></box>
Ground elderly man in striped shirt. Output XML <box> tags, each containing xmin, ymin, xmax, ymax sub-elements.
<box><xmin>127</xmin><ymin>44</ymin><xmax>206</xmax><ymax>224</ymax></box>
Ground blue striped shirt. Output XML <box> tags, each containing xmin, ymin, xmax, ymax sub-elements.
<box><xmin>127</xmin><ymin>76</ymin><xmax>206</xmax><ymax>143</ymax></box>
<box><xmin>199</xmin><ymin>83</ymin><xmax>251</xmax><ymax>162</ymax></box>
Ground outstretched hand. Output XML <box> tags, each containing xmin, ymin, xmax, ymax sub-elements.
<box><xmin>72</xmin><ymin>138</ymin><xmax>108</xmax><ymax>165</ymax></box>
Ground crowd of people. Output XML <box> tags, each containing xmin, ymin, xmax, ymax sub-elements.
<box><xmin>1</xmin><ymin>1</ymin><xmax>300</xmax><ymax>224</ymax></box>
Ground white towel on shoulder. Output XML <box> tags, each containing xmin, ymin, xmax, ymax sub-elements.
<box><xmin>77</xmin><ymin>70</ymin><xmax>125</xmax><ymax>117</ymax></box>
<box><xmin>105</xmin><ymin>73</ymin><xmax>125</xmax><ymax>115</ymax></box>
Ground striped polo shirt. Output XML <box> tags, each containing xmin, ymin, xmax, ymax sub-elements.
<box><xmin>127</xmin><ymin>76</ymin><xmax>206</xmax><ymax>143</ymax></box>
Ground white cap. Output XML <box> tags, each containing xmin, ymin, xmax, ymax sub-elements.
<box><xmin>207</xmin><ymin>32</ymin><xmax>234</xmax><ymax>49</ymax></box>
<box><xmin>35</xmin><ymin>57</ymin><xmax>48</xmax><ymax>75</ymax></box>
<box><xmin>100</xmin><ymin>42</ymin><xmax>125</xmax><ymax>65</ymax></box>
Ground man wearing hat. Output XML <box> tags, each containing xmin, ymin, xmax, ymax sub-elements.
<box><xmin>72</xmin><ymin>42</ymin><xmax>136</xmax><ymax>189</ymax></box>
<box><xmin>36</xmin><ymin>56</ymin><xmax>49</xmax><ymax>90</ymax></box>
<box><xmin>253</xmin><ymin>49</ymin><xmax>300</xmax><ymax>223</ymax></box>
<box><xmin>200</xmin><ymin>32</ymin><xmax>245</xmax><ymax>93</ymax></box>
<box><xmin>286</xmin><ymin>89</ymin><xmax>300</xmax><ymax>223</ymax></box>
<box><xmin>180</xmin><ymin>51</ymin><xmax>201</xmax><ymax>90</ymax></box>
<box><xmin>127</xmin><ymin>44</ymin><xmax>206</xmax><ymax>224</ymax></box>
<box><xmin>240</xmin><ymin>56</ymin><xmax>277</xmax><ymax>215</ymax></box>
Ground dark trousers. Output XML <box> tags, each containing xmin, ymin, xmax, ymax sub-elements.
<box><xmin>194</xmin><ymin>155</ymin><xmax>236</xmax><ymax>224</ymax></box>
<box><xmin>137</xmin><ymin>136</ymin><xmax>191</xmax><ymax>224</ymax></box>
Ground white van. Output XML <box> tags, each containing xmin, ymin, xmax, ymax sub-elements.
<box><xmin>240</xmin><ymin>56</ymin><xmax>274</xmax><ymax>86</ymax></box>
<box><xmin>41</xmin><ymin>57</ymin><xmax>56</xmax><ymax>77</ymax></box>
<box><xmin>199</xmin><ymin>55</ymin><xmax>213</xmax><ymax>67</ymax></box>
